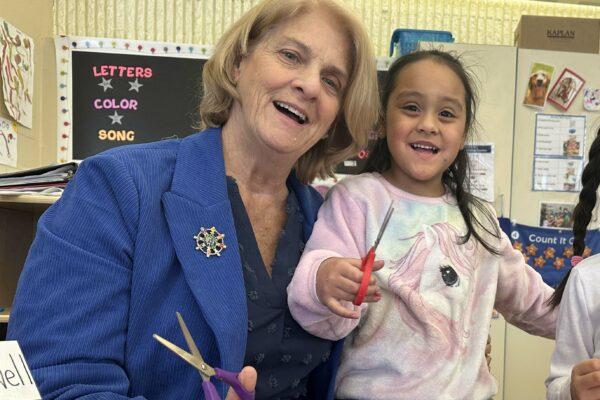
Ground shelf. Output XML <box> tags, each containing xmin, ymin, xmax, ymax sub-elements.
<box><xmin>0</xmin><ymin>194</ymin><xmax>59</xmax><ymax>212</ymax></box>
<box><xmin>0</xmin><ymin>307</ymin><xmax>10</xmax><ymax>324</ymax></box>
<box><xmin>0</xmin><ymin>195</ymin><xmax>59</xmax><ymax>311</ymax></box>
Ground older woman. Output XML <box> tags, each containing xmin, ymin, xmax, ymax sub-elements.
<box><xmin>7</xmin><ymin>0</ymin><xmax>379</xmax><ymax>399</ymax></box>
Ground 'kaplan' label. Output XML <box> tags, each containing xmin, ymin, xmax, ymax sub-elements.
<box><xmin>0</xmin><ymin>341</ymin><xmax>40</xmax><ymax>400</ymax></box>
<box><xmin>546</xmin><ymin>29</ymin><xmax>576</xmax><ymax>39</ymax></box>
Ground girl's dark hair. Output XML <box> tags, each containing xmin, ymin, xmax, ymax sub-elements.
<box><xmin>364</xmin><ymin>49</ymin><xmax>501</xmax><ymax>255</ymax></box>
<box><xmin>550</xmin><ymin>128</ymin><xmax>600</xmax><ymax>308</ymax></box>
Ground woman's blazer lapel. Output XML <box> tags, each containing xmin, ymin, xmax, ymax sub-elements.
<box><xmin>161</xmin><ymin>128</ymin><xmax>247</xmax><ymax>372</ymax></box>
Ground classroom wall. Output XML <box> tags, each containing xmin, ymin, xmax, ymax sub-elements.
<box><xmin>54</xmin><ymin>0</ymin><xmax>600</xmax><ymax>57</ymax></box>
<box><xmin>2</xmin><ymin>1</ymin><xmax>600</xmax><ymax>170</ymax></box>
<box><xmin>0</xmin><ymin>0</ymin><xmax>56</xmax><ymax>173</ymax></box>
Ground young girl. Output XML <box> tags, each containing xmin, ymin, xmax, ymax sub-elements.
<box><xmin>546</xmin><ymin>129</ymin><xmax>600</xmax><ymax>400</ymax></box>
<box><xmin>287</xmin><ymin>50</ymin><xmax>557</xmax><ymax>399</ymax></box>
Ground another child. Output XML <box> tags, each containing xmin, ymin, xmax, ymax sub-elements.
<box><xmin>546</xmin><ymin>129</ymin><xmax>600</xmax><ymax>400</ymax></box>
<box><xmin>287</xmin><ymin>50</ymin><xmax>557</xmax><ymax>400</ymax></box>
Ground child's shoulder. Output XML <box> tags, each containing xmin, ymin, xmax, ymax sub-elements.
<box><xmin>571</xmin><ymin>254</ymin><xmax>600</xmax><ymax>281</ymax></box>
<box><xmin>563</xmin><ymin>254</ymin><xmax>600</xmax><ymax>306</ymax></box>
<box><xmin>331</xmin><ymin>172</ymin><xmax>387</xmax><ymax>198</ymax></box>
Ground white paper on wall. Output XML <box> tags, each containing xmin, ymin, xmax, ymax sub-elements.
<box><xmin>465</xmin><ymin>143</ymin><xmax>495</xmax><ymax>203</ymax></box>
<box><xmin>0</xmin><ymin>18</ymin><xmax>34</xmax><ymax>128</ymax></box>
<box><xmin>0</xmin><ymin>116</ymin><xmax>17</xmax><ymax>167</ymax></box>
<box><xmin>533</xmin><ymin>114</ymin><xmax>585</xmax><ymax>192</ymax></box>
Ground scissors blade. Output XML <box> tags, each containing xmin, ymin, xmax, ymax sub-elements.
<box><xmin>176</xmin><ymin>312</ymin><xmax>202</xmax><ymax>359</ymax></box>
<box><xmin>373</xmin><ymin>203</ymin><xmax>394</xmax><ymax>250</ymax></box>
<box><xmin>153</xmin><ymin>334</ymin><xmax>215</xmax><ymax>380</ymax></box>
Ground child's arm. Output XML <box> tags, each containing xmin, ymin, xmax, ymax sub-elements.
<box><xmin>287</xmin><ymin>184</ymin><xmax>379</xmax><ymax>340</ymax></box>
<box><xmin>546</xmin><ymin>268</ymin><xmax>600</xmax><ymax>400</ymax></box>
<box><xmin>494</xmin><ymin>232</ymin><xmax>557</xmax><ymax>339</ymax></box>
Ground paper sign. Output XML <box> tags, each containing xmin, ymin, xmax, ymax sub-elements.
<box><xmin>0</xmin><ymin>116</ymin><xmax>17</xmax><ymax>167</ymax></box>
<box><xmin>533</xmin><ymin>114</ymin><xmax>585</xmax><ymax>192</ymax></box>
<box><xmin>465</xmin><ymin>143</ymin><xmax>495</xmax><ymax>202</ymax></box>
<box><xmin>0</xmin><ymin>341</ymin><xmax>40</xmax><ymax>400</ymax></box>
<box><xmin>583</xmin><ymin>88</ymin><xmax>600</xmax><ymax>111</ymax></box>
<box><xmin>500</xmin><ymin>217</ymin><xmax>600</xmax><ymax>288</ymax></box>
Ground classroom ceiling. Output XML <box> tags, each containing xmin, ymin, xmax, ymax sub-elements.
<box><xmin>538</xmin><ymin>0</ymin><xmax>600</xmax><ymax>5</ymax></box>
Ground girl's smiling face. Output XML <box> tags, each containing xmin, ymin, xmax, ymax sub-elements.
<box><xmin>383</xmin><ymin>59</ymin><xmax>467</xmax><ymax>197</ymax></box>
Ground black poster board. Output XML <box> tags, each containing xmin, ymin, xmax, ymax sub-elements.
<box><xmin>71</xmin><ymin>51</ymin><xmax>205</xmax><ymax>159</ymax></box>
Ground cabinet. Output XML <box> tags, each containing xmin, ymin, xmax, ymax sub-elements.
<box><xmin>0</xmin><ymin>195</ymin><xmax>57</xmax><ymax>337</ymax></box>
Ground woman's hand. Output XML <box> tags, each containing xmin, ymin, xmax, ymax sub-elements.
<box><xmin>570</xmin><ymin>359</ymin><xmax>600</xmax><ymax>400</ymax></box>
<box><xmin>316</xmin><ymin>257</ymin><xmax>383</xmax><ymax>319</ymax></box>
<box><xmin>225</xmin><ymin>366</ymin><xmax>257</xmax><ymax>400</ymax></box>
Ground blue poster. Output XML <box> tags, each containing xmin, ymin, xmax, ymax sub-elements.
<box><xmin>499</xmin><ymin>217</ymin><xmax>600</xmax><ymax>288</ymax></box>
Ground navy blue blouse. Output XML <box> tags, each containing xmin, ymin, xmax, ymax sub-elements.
<box><xmin>226</xmin><ymin>177</ymin><xmax>332</xmax><ymax>400</ymax></box>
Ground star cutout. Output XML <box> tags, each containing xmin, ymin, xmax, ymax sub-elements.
<box><xmin>128</xmin><ymin>78</ymin><xmax>143</xmax><ymax>92</ymax></box>
<box><xmin>553</xmin><ymin>257</ymin><xmax>565</xmax><ymax>270</ymax></box>
<box><xmin>98</xmin><ymin>77</ymin><xmax>113</xmax><ymax>92</ymax></box>
<box><xmin>563</xmin><ymin>246</ymin><xmax>574</xmax><ymax>258</ymax></box>
<box><xmin>543</xmin><ymin>247</ymin><xmax>555</xmax><ymax>259</ymax></box>
<box><xmin>525</xmin><ymin>243</ymin><xmax>538</xmax><ymax>256</ymax></box>
<box><xmin>534</xmin><ymin>256</ymin><xmax>545</xmax><ymax>268</ymax></box>
<box><xmin>108</xmin><ymin>111</ymin><xmax>124</xmax><ymax>125</ymax></box>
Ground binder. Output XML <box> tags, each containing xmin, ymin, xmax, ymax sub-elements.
<box><xmin>0</xmin><ymin>162</ymin><xmax>78</xmax><ymax>188</ymax></box>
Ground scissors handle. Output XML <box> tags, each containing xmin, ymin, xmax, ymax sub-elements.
<box><xmin>202</xmin><ymin>380</ymin><xmax>221</xmax><ymax>400</ymax></box>
<box><xmin>353</xmin><ymin>246</ymin><xmax>375</xmax><ymax>306</ymax></box>
<box><xmin>214</xmin><ymin>368</ymin><xmax>255</xmax><ymax>400</ymax></box>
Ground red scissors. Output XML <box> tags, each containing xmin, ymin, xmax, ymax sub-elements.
<box><xmin>353</xmin><ymin>203</ymin><xmax>394</xmax><ymax>306</ymax></box>
<box><xmin>153</xmin><ymin>312</ymin><xmax>255</xmax><ymax>400</ymax></box>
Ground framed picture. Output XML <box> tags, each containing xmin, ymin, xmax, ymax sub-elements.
<box><xmin>547</xmin><ymin>68</ymin><xmax>585</xmax><ymax>111</ymax></box>
<box><xmin>539</xmin><ymin>202</ymin><xmax>575</xmax><ymax>229</ymax></box>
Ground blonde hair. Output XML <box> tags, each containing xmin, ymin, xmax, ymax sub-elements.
<box><xmin>199</xmin><ymin>0</ymin><xmax>379</xmax><ymax>183</ymax></box>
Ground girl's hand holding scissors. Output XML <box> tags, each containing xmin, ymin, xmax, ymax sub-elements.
<box><xmin>315</xmin><ymin>204</ymin><xmax>393</xmax><ymax>319</ymax></box>
<box><xmin>316</xmin><ymin>257</ymin><xmax>383</xmax><ymax>319</ymax></box>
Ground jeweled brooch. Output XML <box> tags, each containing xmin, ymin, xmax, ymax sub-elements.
<box><xmin>193</xmin><ymin>226</ymin><xmax>226</xmax><ymax>257</ymax></box>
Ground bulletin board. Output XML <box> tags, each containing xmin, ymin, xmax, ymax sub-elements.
<box><xmin>55</xmin><ymin>36</ymin><xmax>212</xmax><ymax>162</ymax></box>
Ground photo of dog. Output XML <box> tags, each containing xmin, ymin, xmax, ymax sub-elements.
<box><xmin>525</xmin><ymin>71</ymin><xmax>552</xmax><ymax>107</ymax></box>
<box><xmin>523</xmin><ymin>63</ymin><xmax>554</xmax><ymax>108</ymax></box>
<box><xmin>548</xmin><ymin>68</ymin><xmax>585</xmax><ymax>111</ymax></box>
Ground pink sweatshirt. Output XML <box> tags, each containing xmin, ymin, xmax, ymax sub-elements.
<box><xmin>288</xmin><ymin>173</ymin><xmax>556</xmax><ymax>400</ymax></box>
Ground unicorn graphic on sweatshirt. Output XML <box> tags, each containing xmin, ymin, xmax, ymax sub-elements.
<box><xmin>387</xmin><ymin>223</ymin><xmax>478</xmax><ymax>356</ymax></box>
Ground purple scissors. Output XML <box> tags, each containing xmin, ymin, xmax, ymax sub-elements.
<box><xmin>153</xmin><ymin>312</ymin><xmax>255</xmax><ymax>400</ymax></box>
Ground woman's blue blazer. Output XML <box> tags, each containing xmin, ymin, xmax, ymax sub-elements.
<box><xmin>8</xmin><ymin>127</ymin><xmax>342</xmax><ymax>399</ymax></box>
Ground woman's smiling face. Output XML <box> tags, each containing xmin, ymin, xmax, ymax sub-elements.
<box><xmin>228</xmin><ymin>8</ymin><xmax>351</xmax><ymax>160</ymax></box>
